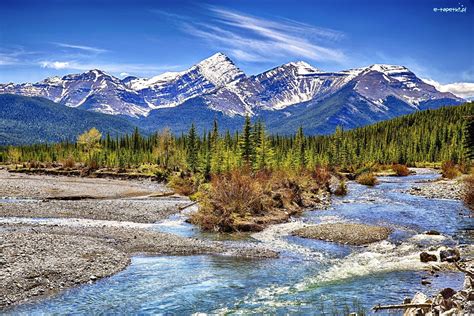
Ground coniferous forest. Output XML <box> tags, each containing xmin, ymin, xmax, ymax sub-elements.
<box><xmin>1</xmin><ymin>102</ymin><xmax>472</xmax><ymax>174</ymax></box>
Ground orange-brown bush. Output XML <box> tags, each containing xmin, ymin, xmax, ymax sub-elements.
<box><xmin>28</xmin><ymin>160</ymin><xmax>41</xmax><ymax>169</ymax></box>
<box><xmin>392</xmin><ymin>164</ymin><xmax>410</xmax><ymax>176</ymax></box>
<box><xmin>168</xmin><ymin>172</ymin><xmax>202</xmax><ymax>196</ymax></box>
<box><xmin>334</xmin><ymin>180</ymin><xmax>348</xmax><ymax>196</ymax></box>
<box><xmin>442</xmin><ymin>161</ymin><xmax>460</xmax><ymax>179</ymax></box>
<box><xmin>62</xmin><ymin>156</ymin><xmax>76</xmax><ymax>169</ymax></box>
<box><xmin>190</xmin><ymin>169</ymin><xmax>330</xmax><ymax>232</ymax></box>
<box><xmin>463</xmin><ymin>174</ymin><xmax>474</xmax><ymax>210</ymax></box>
<box><xmin>312</xmin><ymin>167</ymin><xmax>331</xmax><ymax>185</ymax></box>
<box><xmin>190</xmin><ymin>170</ymin><xmax>266</xmax><ymax>232</ymax></box>
<box><xmin>356</xmin><ymin>172</ymin><xmax>378</xmax><ymax>186</ymax></box>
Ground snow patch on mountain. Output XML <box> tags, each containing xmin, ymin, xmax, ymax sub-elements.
<box><xmin>0</xmin><ymin>54</ymin><xmax>463</xmax><ymax>118</ymax></box>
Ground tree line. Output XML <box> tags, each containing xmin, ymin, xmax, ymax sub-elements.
<box><xmin>1</xmin><ymin>103</ymin><xmax>472</xmax><ymax>174</ymax></box>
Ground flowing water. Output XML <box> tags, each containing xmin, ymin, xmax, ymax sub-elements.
<box><xmin>7</xmin><ymin>170</ymin><xmax>473</xmax><ymax>315</ymax></box>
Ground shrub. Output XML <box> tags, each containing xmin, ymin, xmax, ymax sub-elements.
<box><xmin>441</xmin><ymin>161</ymin><xmax>460</xmax><ymax>179</ymax></box>
<box><xmin>87</xmin><ymin>156</ymin><xmax>99</xmax><ymax>170</ymax></box>
<box><xmin>312</xmin><ymin>167</ymin><xmax>331</xmax><ymax>187</ymax></box>
<box><xmin>334</xmin><ymin>180</ymin><xmax>348</xmax><ymax>196</ymax></box>
<box><xmin>356</xmin><ymin>172</ymin><xmax>378</xmax><ymax>186</ymax></box>
<box><xmin>392</xmin><ymin>164</ymin><xmax>410</xmax><ymax>176</ymax></box>
<box><xmin>168</xmin><ymin>172</ymin><xmax>203</xmax><ymax>196</ymax></box>
<box><xmin>355</xmin><ymin>165</ymin><xmax>372</xmax><ymax>177</ymax></box>
<box><xmin>190</xmin><ymin>170</ymin><xmax>266</xmax><ymax>232</ymax></box>
<box><xmin>62</xmin><ymin>156</ymin><xmax>76</xmax><ymax>169</ymax></box>
<box><xmin>7</xmin><ymin>147</ymin><xmax>21</xmax><ymax>164</ymax></box>
<box><xmin>190</xmin><ymin>169</ymin><xmax>328</xmax><ymax>232</ymax></box>
<box><xmin>28</xmin><ymin>160</ymin><xmax>41</xmax><ymax>169</ymax></box>
<box><xmin>463</xmin><ymin>174</ymin><xmax>474</xmax><ymax>210</ymax></box>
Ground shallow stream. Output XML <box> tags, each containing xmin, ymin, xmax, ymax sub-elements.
<box><xmin>8</xmin><ymin>170</ymin><xmax>473</xmax><ymax>315</ymax></box>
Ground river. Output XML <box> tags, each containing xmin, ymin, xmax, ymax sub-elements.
<box><xmin>7</xmin><ymin>169</ymin><xmax>473</xmax><ymax>315</ymax></box>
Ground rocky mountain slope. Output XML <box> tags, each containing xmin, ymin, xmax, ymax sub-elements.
<box><xmin>0</xmin><ymin>53</ymin><xmax>463</xmax><ymax>135</ymax></box>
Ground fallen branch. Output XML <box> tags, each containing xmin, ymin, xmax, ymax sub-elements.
<box><xmin>43</xmin><ymin>195</ymin><xmax>98</xmax><ymax>201</ymax></box>
<box><xmin>454</xmin><ymin>262</ymin><xmax>474</xmax><ymax>277</ymax></box>
<box><xmin>178</xmin><ymin>201</ymin><xmax>198</xmax><ymax>211</ymax></box>
<box><xmin>373</xmin><ymin>303</ymin><xmax>432</xmax><ymax>312</ymax></box>
<box><xmin>148</xmin><ymin>191</ymin><xmax>176</xmax><ymax>198</ymax></box>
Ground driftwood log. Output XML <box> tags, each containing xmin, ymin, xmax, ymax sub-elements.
<box><xmin>147</xmin><ymin>191</ymin><xmax>176</xmax><ymax>198</ymax></box>
<box><xmin>454</xmin><ymin>262</ymin><xmax>474</xmax><ymax>277</ymax></box>
<box><xmin>373</xmin><ymin>303</ymin><xmax>432</xmax><ymax>312</ymax></box>
<box><xmin>178</xmin><ymin>201</ymin><xmax>198</xmax><ymax>211</ymax></box>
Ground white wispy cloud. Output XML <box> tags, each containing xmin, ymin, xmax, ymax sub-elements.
<box><xmin>155</xmin><ymin>7</ymin><xmax>345</xmax><ymax>63</ymax></box>
<box><xmin>423</xmin><ymin>78</ymin><xmax>474</xmax><ymax>99</ymax></box>
<box><xmin>39</xmin><ymin>60</ymin><xmax>182</xmax><ymax>74</ymax></box>
<box><xmin>40</xmin><ymin>61</ymin><xmax>70</xmax><ymax>69</ymax></box>
<box><xmin>0</xmin><ymin>46</ymin><xmax>39</xmax><ymax>66</ymax></box>
<box><xmin>53</xmin><ymin>42</ymin><xmax>108</xmax><ymax>54</ymax></box>
<box><xmin>0</xmin><ymin>55</ymin><xmax>19</xmax><ymax>65</ymax></box>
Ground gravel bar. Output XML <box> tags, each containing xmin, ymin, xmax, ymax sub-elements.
<box><xmin>292</xmin><ymin>223</ymin><xmax>392</xmax><ymax>245</ymax></box>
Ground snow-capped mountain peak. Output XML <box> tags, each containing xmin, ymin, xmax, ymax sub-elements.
<box><xmin>0</xmin><ymin>54</ymin><xmax>463</xmax><ymax>119</ymax></box>
<box><xmin>283</xmin><ymin>61</ymin><xmax>321</xmax><ymax>75</ymax></box>
<box><xmin>127</xmin><ymin>71</ymin><xmax>184</xmax><ymax>90</ymax></box>
<box><xmin>367</xmin><ymin>64</ymin><xmax>409</xmax><ymax>74</ymax></box>
<box><xmin>194</xmin><ymin>52</ymin><xmax>245</xmax><ymax>86</ymax></box>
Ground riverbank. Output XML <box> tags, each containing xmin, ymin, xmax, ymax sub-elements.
<box><xmin>0</xmin><ymin>169</ymin><xmax>278</xmax><ymax>308</ymax></box>
<box><xmin>408</xmin><ymin>171</ymin><xmax>465</xmax><ymax>200</ymax></box>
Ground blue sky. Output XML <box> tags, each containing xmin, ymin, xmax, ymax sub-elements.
<box><xmin>0</xmin><ymin>0</ymin><xmax>473</xmax><ymax>95</ymax></box>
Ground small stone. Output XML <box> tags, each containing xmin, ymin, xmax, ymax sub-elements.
<box><xmin>440</xmin><ymin>288</ymin><xmax>456</xmax><ymax>299</ymax></box>
<box><xmin>89</xmin><ymin>275</ymin><xmax>98</xmax><ymax>281</ymax></box>
<box><xmin>421</xmin><ymin>280</ymin><xmax>431</xmax><ymax>286</ymax></box>
<box><xmin>440</xmin><ymin>248</ymin><xmax>460</xmax><ymax>262</ymax></box>
<box><xmin>424</xmin><ymin>230</ymin><xmax>441</xmax><ymax>235</ymax></box>
<box><xmin>420</xmin><ymin>252</ymin><xmax>437</xmax><ymax>263</ymax></box>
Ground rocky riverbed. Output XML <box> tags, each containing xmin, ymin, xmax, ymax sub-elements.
<box><xmin>1</xmin><ymin>231</ymin><xmax>130</xmax><ymax>307</ymax></box>
<box><xmin>0</xmin><ymin>169</ymin><xmax>277</xmax><ymax>308</ymax></box>
<box><xmin>292</xmin><ymin>223</ymin><xmax>392</xmax><ymax>246</ymax></box>
<box><xmin>0</xmin><ymin>198</ymin><xmax>189</xmax><ymax>223</ymax></box>
<box><xmin>409</xmin><ymin>176</ymin><xmax>465</xmax><ymax>200</ymax></box>
<box><xmin>0</xmin><ymin>168</ymin><xmax>168</xmax><ymax>199</ymax></box>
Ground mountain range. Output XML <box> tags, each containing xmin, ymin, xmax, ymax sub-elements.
<box><xmin>0</xmin><ymin>52</ymin><xmax>463</xmax><ymax>139</ymax></box>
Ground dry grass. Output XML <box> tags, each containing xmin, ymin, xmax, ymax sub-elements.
<box><xmin>168</xmin><ymin>173</ymin><xmax>202</xmax><ymax>196</ymax></box>
<box><xmin>190</xmin><ymin>169</ymin><xmax>329</xmax><ymax>232</ymax></box>
<box><xmin>312</xmin><ymin>167</ymin><xmax>331</xmax><ymax>185</ymax></box>
<box><xmin>356</xmin><ymin>172</ymin><xmax>378</xmax><ymax>186</ymax></box>
<box><xmin>463</xmin><ymin>174</ymin><xmax>474</xmax><ymax>210</ymax></box>
<box><xmin>392</xmin><ymin>164</ymin><xmax>410</xmax><ymax>176</ymax></box>
<box><xmin>334</xmin><ymin>180</ymin><xmax>348</xmax><ymax>196</ymax></box>
<box><xmin>28</xmin><ymin>161</ymin><xmax>41</xmax><ymax>169</ymax></box>
<box><xmin>442</xmin><ymin>161</ymin><xmax>460</xmax><ymax>179</ymax></box>
<box><xmin>62</xmin><ymin>156</ymin><xmax>76</xmax><ymax>169</ymax></box>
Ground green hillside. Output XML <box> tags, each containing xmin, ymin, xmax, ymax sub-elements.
<box><xmin>0</xmin><ymin>94</ymin><xmax>137</xmax><ymax>145</ymax></box>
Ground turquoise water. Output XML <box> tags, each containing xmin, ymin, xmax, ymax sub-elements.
<box><xmin>7</xmin><ymin>171</ymin><xmax>473</xmax><ymax>315</ymax></box>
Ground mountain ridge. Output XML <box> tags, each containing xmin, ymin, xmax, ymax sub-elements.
<box><xmin>1</xmin><ymin>53</ymin><xmax>462</xmax><ymax>117</ymax></box>
<box><xmin>0</xmin><ymin>53</ymin><xmax>463</xmax><ymax>136</ymax></box>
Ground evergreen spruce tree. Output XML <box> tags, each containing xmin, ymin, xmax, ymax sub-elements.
<box><xmin>464</xmin><ymin>115</ymin><xmax>474</xmax><ymax>159</ymax></box>
<box><xmin>186</xmin><ymin>123</ymin><xmax>198</xmax><ymax>172</ymax></box>
<box><xmin>240</xmin><ymin>116</ymin><xmax>254</xmax><ymax>166</ymax></box>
